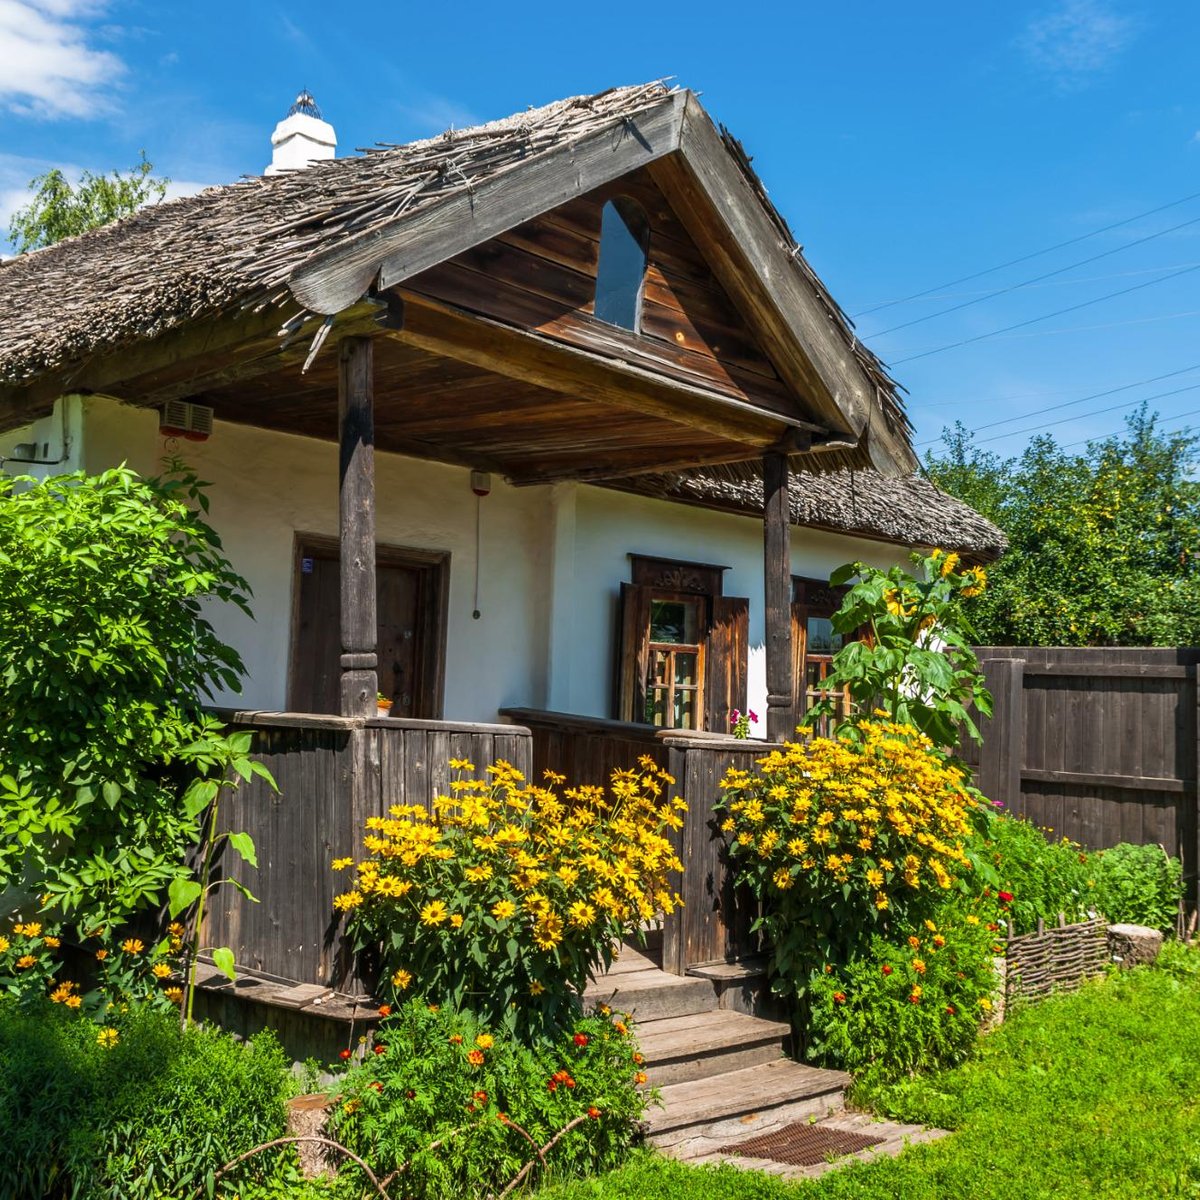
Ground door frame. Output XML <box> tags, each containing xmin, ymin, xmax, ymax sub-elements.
<box><xmin>287</xmin><ymin>533</ymin><xmax>451</xmax><ymax>718</ymax></box>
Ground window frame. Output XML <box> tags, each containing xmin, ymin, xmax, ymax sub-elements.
<box><xmin>592</xmin><ymin>196</ymin><xmax>651</xmax><ymax>334</ymax></box>
<box><xmin>791</xmin><ymin>576</ymin><xmax>852</xmax><ymax>737</ymax></box>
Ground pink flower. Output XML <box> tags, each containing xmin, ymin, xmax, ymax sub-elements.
<box><xmin>747</xmin><ymin>711</ymin><xmax>759</xmax><ymax>724</ymax></box>
<box><xmin>729</xmin><ymin>710</ymin><xmax>741</xmax><ymax>724</ymax></box>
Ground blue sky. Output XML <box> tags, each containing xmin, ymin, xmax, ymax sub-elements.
<box><xmin>2</xmin><ymin>1</ymin><xmax>1199</xmax><ymax>461</ymax></box>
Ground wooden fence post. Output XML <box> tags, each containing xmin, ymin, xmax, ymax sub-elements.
<box><xmin>977</xmin><ymin>657</ymin><xmax>1024</xmax><ymax>812</ymax></box>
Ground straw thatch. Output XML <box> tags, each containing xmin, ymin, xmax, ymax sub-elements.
<box><xmin>617</xmin><ymin>466</ymin><xmax>1008</xmax><ymax>559</ymax></box>
<box><xmin>0</xmin><ymin>81</ymin><xmax>907</xmax><ymax>461</ymax></box>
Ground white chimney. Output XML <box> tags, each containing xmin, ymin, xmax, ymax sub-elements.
<box><xmin>265</xmin><ymin>90</ymin><xmax>336</xmax><ymax>175</ymax></box>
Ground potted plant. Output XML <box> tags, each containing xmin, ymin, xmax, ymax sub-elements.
<box><xmin>376</xmin><ymin>692</ymin><xmax>393</xmax><ymax>718</ymax></box>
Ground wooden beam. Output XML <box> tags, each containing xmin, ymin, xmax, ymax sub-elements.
<box><xmin>290</xmin><ymin>92</ymin><xmax>688</xmax><ymax>315</ymax></box>
<box><xmin>510</xmin><ymin>443</ymin><xmax>774</xmax><ymax>487</ymax></box>
<box><xmin>388</xmin><ymin>293</ymin><xmax>791</xmax><ymax>448</ymax></box>
<box><xmin>338</xmin><ymin>337</ymin><xmax>378</xmax><ymax>718</ymax></box>
<box><xmin>763</xmin><ymin>451</ymin><xmax>794</xmax><ymax>743</ymax></box>
<box><xmin>651</xmin><ymin>95</ymin><xmax>917</xmax><ymax>475</ymax></box>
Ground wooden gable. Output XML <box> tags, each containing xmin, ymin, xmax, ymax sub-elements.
<box><xmin>402</xmin><ymin>168</ymin><xmax>800</xmax><ymax>422</ymax></box>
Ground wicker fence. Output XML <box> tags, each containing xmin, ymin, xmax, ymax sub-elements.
<box><xmin>1004</xmin><ymin>916</ymin><xmax>1110</xmax><ymax>1004</ymax></box>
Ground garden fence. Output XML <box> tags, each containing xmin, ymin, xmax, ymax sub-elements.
<box><xmin>961</xmin><ymin>647</ymin><xmax>1200</xmax><ymax>909</ymax></box>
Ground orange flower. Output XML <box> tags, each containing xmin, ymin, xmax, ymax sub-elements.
<box><xmin>121</xmin><ymin>938</ymin><xmax>144</xmax><ymax>955</ymax></box>
<box><xmin>833</xmin><ymin>991</ymin><xmax>847</xmax><ymax>1004</ymax></box>
<box><xmin>449</xmin><ymin>1035</ymin><xmax>464</xmax><ymax>1045</ymax></box>
<box><xmin>587</xmin><ymin>1106</ymin><xmax>602</xmax><ymax>1120</ymax></box>
<box><xmin>95</xmin><ymin>949</ymin><xmax>108</xmax><ymax>961</ymax></box>
<box><xmin>15</xmin><ymin>955</ymin><xmax>35</xmax><ymax>969</ymax></box>
<box><xmin>378</xmin><ymin>1004</ymin><xmax>392</xmax><ymax>1017</ymax></box>
<box><xmin>467</xmin><ymin>1049</ymin><xmax>486</xmax><ymax>1067</ymax></box>
<box><xmin>43</xmin><ymin>936</ymin><xmax>60</xmax><ymax>949</ymax></box>
<box><xmin>614</xmin><ymin>1021</ymin><xmax>628</xmax><ymax>1036</ymax></box>
<box><xmin>164</xmin><ymin>986</ymin><xmax>184</xmax><ymax>1004</ymax></box>
<box><xmin>633</xmin><ymin>1071</ymin><xmax>648</xmax><ymax>1086</ymax></box>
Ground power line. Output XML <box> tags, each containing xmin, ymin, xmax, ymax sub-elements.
<box><xmin>866</xmin><ymin>213</ymin><xmax>1200</xmax><ymax>338</ymax></box>
<box><xmin>889</xmin><ymin>262</ymin><xmax>1200</xmax><ymax>366</ymax></box>
<box><xmin>914</xmin><ymin>361</ymin><xmax>1200</xmax><ymax>446</ymax></box>
<box><xmin>853</xmin><ymin>185</ymin><xmax>1200</xmax><ymax>318</ymax></box>
<box><xmin>967</xmin><ymin>381</ymin><xmax>1200</xmax><ymax>447</ymax></box>
<box><xmin>1059</xmin><ymin>407</ymin><xmax>1200</xmax><ymax>451</ymax></box>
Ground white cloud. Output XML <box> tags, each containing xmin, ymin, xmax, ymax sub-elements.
<box><xmin>0</xmin><ymin>0</ymin><xmax>124</xmax><ymax>118</ymax></box>
<box><xmin>1020</xmin><ymin>0</ymin><xmax>1137</xmax><ymax>86</ymax></box>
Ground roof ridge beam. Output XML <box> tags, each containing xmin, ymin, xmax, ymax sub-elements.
<box><xmin>289</xmin><ymin>91</ymin><xmax>688</xmax><ymax>316</ymax></box>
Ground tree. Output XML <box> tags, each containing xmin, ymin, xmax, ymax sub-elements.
<box><xmin>924</xmin><ymin>408</ymin><xmax>1200</xmax><ymax>646</ymax></box>
<box><xmin>0</xmin><ymin>464</ymin><xmax>266</xmax><ymax>927</ymax></box>
<box><xmin>7</xmin><ymin>151</ymin><xmax>168</xmax><ymax>253</ymax></box>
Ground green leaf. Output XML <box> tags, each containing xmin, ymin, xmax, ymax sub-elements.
<box><xmin>182</xmin><ymin>778</ymin><xmax>219</xmax><ymax>819</ymax></box>
<box><xmin>226</xmin><ymin>830</ymin><xmax>258</xmax><ymax>868</ymax></box>
<box><xmin>211</xmin><ymin>946</ymin><xmax>236</xmax><ymax>981</ymax></box>
<box><xmin>168</xmin><ymin>877</ymin><xmax>202</xmax><ymax>918</ymax></box>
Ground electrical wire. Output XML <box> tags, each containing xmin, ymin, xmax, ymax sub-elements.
<box><xmin>1059</xmin><ymin>406</ymin><xmax>1200</xmax><ymax>451</ymax></box>
<box><xmin>914</xmin><ymin>361</ymin><xmax>1200</xmax><ymax>446</ymax></box>
<box><xmin>866</xmin><ymin>213</ymin><xmax>1200</xmax><ymax>338</ymax></box>
<box><xmin>888</xmin><ymin>261</ymin><xmax>1200</xmax><ymax>366</ymax></box>
<box><xmin>853</xmin><ymin>185</ymin><xmax>1200</xmax><ymax>317</ymax></box>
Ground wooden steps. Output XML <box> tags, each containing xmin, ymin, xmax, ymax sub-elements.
<box><xmin>637</xmin><ymin>1009</ymin><xmax>792</xmax><ymax>1086</ymax></box>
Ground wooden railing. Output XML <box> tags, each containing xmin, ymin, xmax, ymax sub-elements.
<box><xmin>502</xmin><ymin>709</ymin><xmax>774</xmax><ymax>974</ymax></box>
<box><xmin>205</xmin><ymin>711</ymin><xmax>532</xmax><ymax>990</ymax></box>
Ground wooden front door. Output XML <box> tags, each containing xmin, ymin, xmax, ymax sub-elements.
<box><xmin>289</xmin><ymin>537</ymin><xmax>448</xmax><ymax>717</ymax></box>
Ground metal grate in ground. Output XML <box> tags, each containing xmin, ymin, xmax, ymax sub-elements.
<box><xmin>720</xmin><ymin>1121</ymin><xmax>885</xmax><ymax>1167</ymax></box>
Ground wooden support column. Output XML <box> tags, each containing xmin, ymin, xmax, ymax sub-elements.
<box><xmin>763</xmin><ymin>451</ymin><xmax>794</xmax><ymax>743</ymax></box>
<box><xmin>338</xmin><ymin>336</ymin><xmax>378</xmax><ymax>717</ymax></box>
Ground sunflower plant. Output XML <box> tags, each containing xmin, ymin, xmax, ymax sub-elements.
<box><xmin>334</xmin><ymin>758</ymin><xmax>685</xmax><ymax>1038</ymax></box>
<box><xmin>719</xmin><ymin>718</ymin><xmax>983</xmax><ymax>1000</ymax></box>
<box><xmin>804</xmin><ymin>549</ymin><xmax>992</xmax><ymax>752</ymax></box>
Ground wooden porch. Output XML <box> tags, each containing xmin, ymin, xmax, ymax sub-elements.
<box><xmin>207</xmin><ymin>707</ymin><xmax>773</xmax><ymax>992</ymax></box>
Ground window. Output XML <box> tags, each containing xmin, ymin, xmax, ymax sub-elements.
<box><xmin>593</xmin><ymin>197</ymin><xmax>650</xmax><ymax>332</ymax></box>
<box><xmin>792</xmin><ymin>577</ymin><xmax>850</xmax><ymax>738</ymax></box>
<box><xmin>616</xmin><ymin>556</ymin><xmax>748</xmax><ymax>733</ymax></box>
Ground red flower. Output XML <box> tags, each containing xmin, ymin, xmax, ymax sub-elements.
<box><xmin>998</xmin><ymin>891</ymin><xmax>1014</xmax><ymax>904</ymax></box>
<box><xmin>573</xmin><ymin>1033</ymin><xmax>589</xmax><ymax>1048</ymax></box>
<box><xmin>881</xmin><ymin>965</ymin><xmax>893</xmax><ymax>976</ymax></box>
<box><xmin>378</xmin><ymin>1004</ymin><xmax>392</xmax><ymax>1017</ymax></box>
<box><xmin>565</xmin><ymin>1076</ymin><xmax>576</xmax><ymax>1089</ymax></box>
<box><xmin>339</xmin><ymin>1048</ymin><xmax>352</xmax><ymax>1061</ymax></box>
<box><xmin>373</xmin><ymin>1044</ymin><xmax>387</xmax><ymax>1055</ymax></box>
<box><xmin>405</xmin><ymin>1088</ymin><xmax>416</xmax><ymax>1100</ymax></box>
<box><xmin>474</xmin><ymin>1090</ymin><xmax>488</xmax><ymax>1102</ymax></box>
<box><xmin>587</xmin><ymin>1106</ymin><xmax>601</xmax><ymax>1120</ymax></box>
<box><xmin>945</xmin><ymin>1005</ymin><xmax>956</xmax><ymax>1015</ymax></box>
<box><xmin>547</xmin><ymin>1080</ymin><xmax>558</xmax><ymax>1093</ymax></box>
<box><xmin>832</xmin><ymin>991</ymin><xmax>846</xmax><ymax>1004</ymax></box>
<box><xmin>369</xmin><ymin>1081</ymin><xmax>383</xmax><ymax>1092</ymax></box>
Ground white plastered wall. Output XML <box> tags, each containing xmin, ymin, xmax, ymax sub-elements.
<box><xmin>20</xmin><ymin>395</ymin><xmax>909</xmax><ymax>728</ymax></box>
<box><xmin>80</xmin><ymin>397</ymin><xmax>553</xmax><ymax>719</ymax></box>
<box><xmin>0</xmin><ymin>394</ymin><xmax>85</xmax><ymax>481</ymax></box>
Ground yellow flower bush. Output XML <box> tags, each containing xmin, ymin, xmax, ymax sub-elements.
<box><xmin>720</xmin><ymin>718</ymin><xmax>981</xmax><ymax>998</ymax></box>
<box><xmin>335</xmin><ymin>758</ymin><xmax>684</xmax><ymax>1037</ymax></box>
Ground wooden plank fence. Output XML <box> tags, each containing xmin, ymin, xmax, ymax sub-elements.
<box><xmin>963</xmin><ymin>647</ymin><xmax>1200</xmax><ymax>907</ymax></box>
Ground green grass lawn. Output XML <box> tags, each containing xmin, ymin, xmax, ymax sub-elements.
<box><xmin>538</xmin><ymin>943</ymin><xmax>1200</xmax><ymax>1200</ymax></box>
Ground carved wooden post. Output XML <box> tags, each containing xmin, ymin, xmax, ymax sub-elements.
<box><xmin>763</xmin><ymin>451</ymin><xmax>794</xmax><ymax>742</ymax></box>
<box><xmin>338</xmin><ymin>336</ymin><xmax>378</xmax><ymax>717</ymax></box>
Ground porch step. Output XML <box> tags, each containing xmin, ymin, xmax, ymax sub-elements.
<box><xmin>646</xmin><ymin>1058</ymin><xmax>850</xmax><ymax>1146</ymax></box>
<box><xmin>636</xmin><ymin>1009</ymin><xmax>791</xmax><ymax>1087</ymax></box>
<box><xmin>584</xmin><ymin>946</ymin><xmax>717</xmax><ymax>1022</ymax></box>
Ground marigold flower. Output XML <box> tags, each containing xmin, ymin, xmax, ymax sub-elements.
<box><xmin>833</xmin><ymin>991</ymin><xmax>846</xmax><ymax>1004</ymax></box>
<box><xmin>339</xmin><ymin>1048</ymin><xmax>352</xmax><ymax>1061</ymax></box>
<box><xmin>467</xmin><ymin>1049</ymin><xmax>486</xmax><ymax>1066</ymax></box>
<box><xmin>633</xmin><ymin>1071</ymin><xmax>648</xmax><ymax>1085</ymax></box>
<box><xmin>476</xmin><ymin>1034</ymin><xmax>494</xmax><ymax>1050</ymax></box>
<box><xmin>912</xmin><ymin>959</ymin><xmax>926</xmax><ymax>975</ymax></box>
<box><xmin>882</xmin><ymin>964</ymin><xmax>893</xmax><ymax>976</ymax></box>
<box><xmin>121</xmin><ymin>938</ymin><xmax>144</xmax><ymax>955</ymax></box>
<box><xmin>573</xmin><ymin>1033</ymin><xmax>588</xmax><ymax>1048</ymax></box>
<box><xmin>474</xmin><ymin>1090</ymin><xmax>488</xmax><ymax>1102</ymax></box>
<box><xmin>978</xmin><ymin>997</ymin><xmax>993</xmax><ymax>1011</ymax></box>
<box><xmin>588</xmin><ymin>1106</ymin><xmax>602</xmax><ymax>1119</ymax></box>
<box><xmin>614</xmin><ymin>1021</ymin><xmax>629</xmax><ymax>1036</ymax></box>
<box><xmin>378</xmin><ymin>1004</ymin><xmax>392</xmax><ymax>1017</ymax></box>
<box><xmin>450</xmin><ymin>1034</ymin><xmax>464</xmax><ymax>1045</ymax></box>
<box><xmin>373</xmin><ymin>1044</ymin><xmax>387</xmax><ymax>1055</ymax></box>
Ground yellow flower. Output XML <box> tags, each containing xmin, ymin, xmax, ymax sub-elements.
<box><xmin>391</xmin><ymin>968</ymin><xmax>413</xmax><ymax>991</ymax></box>
<box><xmin>772</xmin><ymin>867</ymin><xmax>794</xmax><ymax>891</ymax></box>
<box><xmin>875</xmin><ymin>892</ymin><xmax>889</xmax><ymax>911</ymax></box>
<box><xmin>42</xmin><ymin>936</ymin><xmax>60</xmax><ymax>949</ymax></box>
<box><xmin>529</xmin><ymin>980</ymin><xmax>546</xmax><ymax>996</ymax></box>
<box><xmin>420</xmin><ymin>900</ymin><xmax>450</xmax><ymax>926</ymax></box>
<box><xmin>0</xmin><ymin>936</ymin><xmax>8</xmax><ymax>953</ymax></box>
<box><xmin>912</xmin><ymin>958</ymin><xmax>926</xmax><ymax>975</ymax></box>
<box><xmin>475</xmin><ymin>1034</ymin><xmax>494</xmax><ymax>1049</ymax></box>
<box><xmin>95</xmin><ymin>949</ymin><xmax>108</xmax><ymax>961</ymax></box>
<box><xmin>14</xmin><ymin>922</ymin><xmax>41</xmax><ymax>938</ymax></box>
<box><xmin>164</xmin><ymin>986</ymin><xmax>185</xmax><ymax>1004</ymax></box>
<box><xmin>64</xmin><ymin>994</ymin><xmax>82</xmax><ymax>1009</ymax></box>
<box><xmin>939</xmin><ymin>552</ymin><xmax>960</xmax><ymax>577</ymax></box>
<box><xmin>978</xmin><ymin>996</ymin><xmax>993</xmax><ymax>1011</ymax></box>
<box><xmin>333</xmin><ymin>891</ymin><xmax>364</xmax><ymax>911</ymax></box>
<box><xmin>49</xmin><ymin>981</ymin><xmax>78</xmax><ymax>1004</ymax></box>
<box><xmin>567</xmin><ymin>900</ymin><xmax>596</xmax><ymax>927</ymax></box>
<box><xmin>966</xmin><ymin>915</ymin><xmax>980</xmax><ymax>925</ymax></box>
<box><xmin>120</xmin><ymin>938</ymin><xmax>145</xmax><ymax>955</ymax></box>
<box><xmin>15</xmin><ymin>955</ymin><xmax>35</xmax><ymax>969</ymax></box>
<box><xmin>152</xmin><ymin>963</ymin><xmax>172</xmax><ymax>979</ymax></box>
<box><xmin>97</xmin><ymin>1027</ymin><xmax>119</xmax><ymax>1049</ymax></box>
<box><xmin>491</xmin><ymin>900</ymin><xmax>516</xmax><ymax>920</ymax></box>
<box><xmin>866</xmin><ymin>868</ymin><xmax>884</xmax><ymax>887</ymax></box>
<box><xmin>450</xmin><ymin>913</ymin><xmax>464</xmax><ymax>929</ymax></box>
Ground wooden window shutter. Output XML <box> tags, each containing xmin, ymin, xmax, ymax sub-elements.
<box><xmin>615</xmin><ymin>582</ymin><xmax>653</xmax><ymax>722</ymax></box>
<box><xmin>702</xmin><ymin>596</ymin><xmax>749</xmax><ymax>733</ymax></box>
<box><xmin>791</xmin><ymin>598</ymin><xmax>807</xmax><ymax>720</ymax></box>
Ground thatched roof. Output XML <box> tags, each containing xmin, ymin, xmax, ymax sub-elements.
<box><xmin>618</xmin><ymin>467</ymin><xmax>1008</xmax><ymax>560</ymax></box>
<box><xmin>0</xmin><ymin>81</ymin><xmax>909</xmax><ymax>467</ymax></box>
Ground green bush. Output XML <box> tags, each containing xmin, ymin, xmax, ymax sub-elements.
<box><xmin>328</xmin><ymin>999</ymin><xmax>651</xmax><ymax>1198</ymax></box>
<box><xmin>0</xmin><ymin>1000</ymin><xmax>295</xmax><ymax>1198</ymax></box>
<box><xmin>805</xmin><ymin>896</ymin><xmax>1001</xmax><ymax>1080</ymax></box>
<box><xmin>1092</xmin><ymin>842</ymin><xmax>1182</xmax><ymax>932</ymax></box>
<box><xmin>982</xmin><ymin>814</ymin><xmax>1095</xmax><ymax>933</ymax></box>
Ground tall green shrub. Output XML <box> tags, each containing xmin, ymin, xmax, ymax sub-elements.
<box><xmin>0</xmin><ymin>465</ymin><xmax>265</xmax><ymax>926</ymax></box>
<box><xmin>1093</xmin><ymin>843</ymin><xmax>1182</xmax><ymax>932</ymax></box>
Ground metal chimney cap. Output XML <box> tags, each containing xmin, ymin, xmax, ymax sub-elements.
<box><xmin>288</xmin><ymin>90</ymin><xmax>322</xmax><ymax>120</ymax></box>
